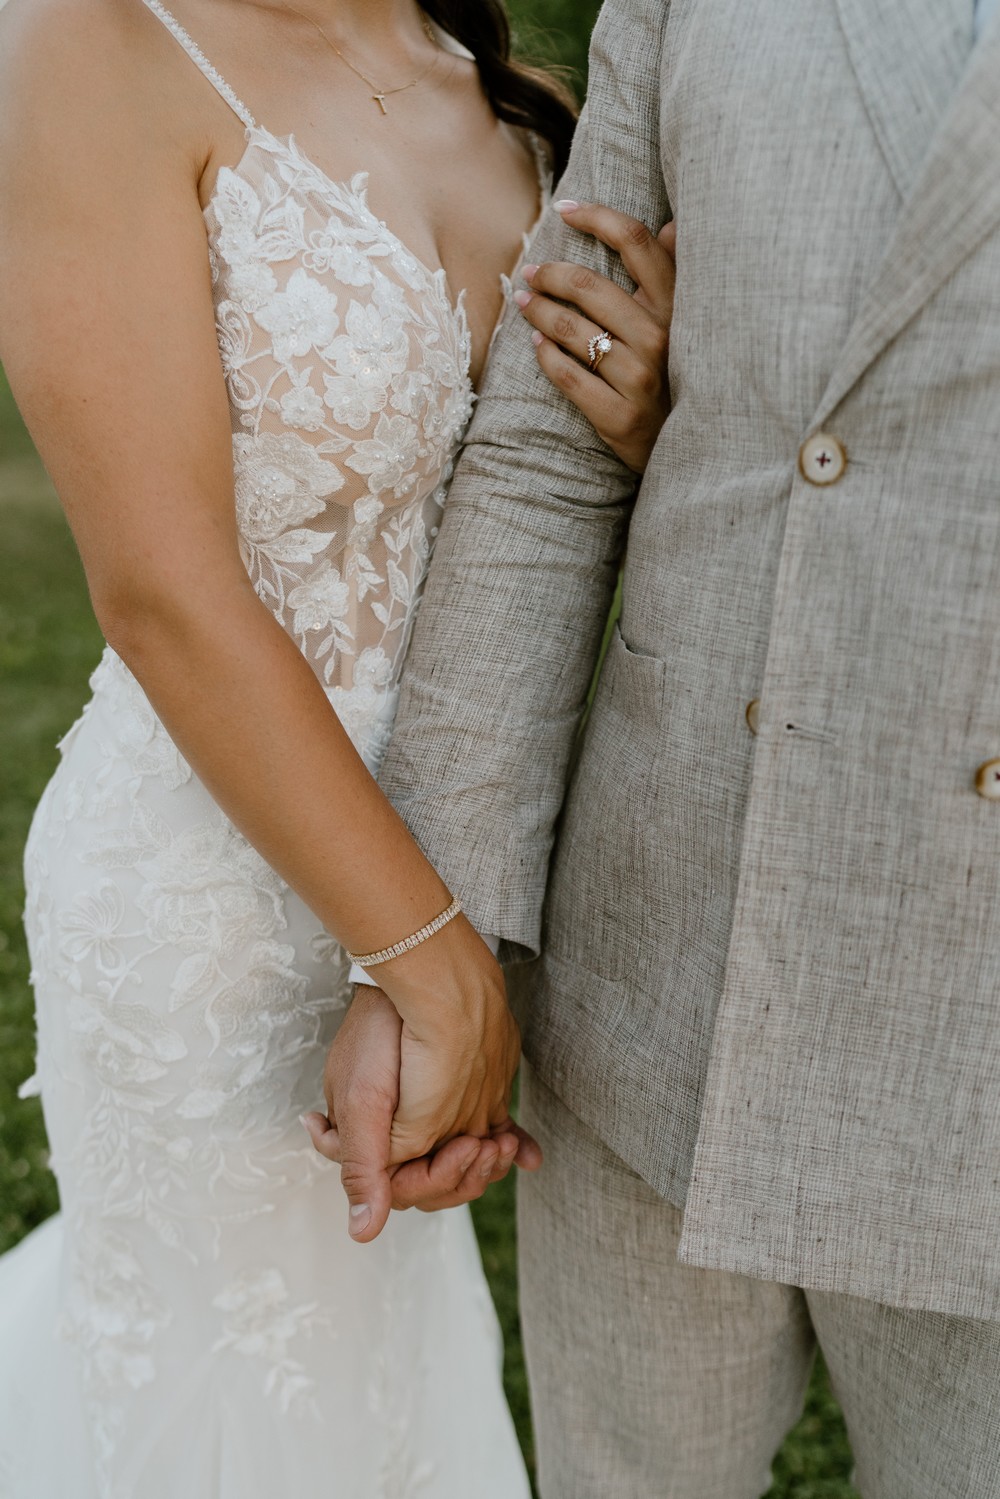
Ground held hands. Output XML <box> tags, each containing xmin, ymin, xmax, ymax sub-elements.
<box><xmin>302</xmin><ymin>988</ymin><xmax>529</xmax><ymax>1242</ymax></box>
<box><xmin>514</xmin><ymin>201</ymin><xmax>677</xmax><ymax>474</ymax></box>
<box><xmin>303</xmin><ymin>918</ymin><xmax>542</xmax><ymax>1241</ymax></box>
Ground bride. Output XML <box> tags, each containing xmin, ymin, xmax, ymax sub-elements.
<box><xmin>0</xmin><ymin>0</ymin><xmax>674</xmax><ymax>1492</ymax></box>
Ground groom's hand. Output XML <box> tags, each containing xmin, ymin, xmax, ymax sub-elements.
<box><xmin>303</xmin><ymin>987</ymin><xmax>541</xmax><ymax>1243</ymax></box>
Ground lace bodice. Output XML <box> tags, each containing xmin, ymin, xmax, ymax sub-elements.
<box><xmin>133</xmin><ymin>0</ymin><xmax>541</xmax><ymax>771</ymax></box>
<box><xmin>207</xmin><ymin>126</ymin><xmax>473</xmax><ymax>769</ymax></box>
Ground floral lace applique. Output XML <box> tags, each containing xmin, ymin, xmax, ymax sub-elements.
<box><xmin>60</xmin><ymin>1220</ymin><xmax>174</xmax><ymax>1490</ymax></box>
<box><xmin>87</xmin><ymin>651</ymin><xmax>192</xmax><ymax>791</ymax></box>
<box><xmin>202</xmin><ymin>130</ymin><xmax>473</xmax><ymax>772</ymax></box>
<box><xmin>212</xmin><ymin>1267</ymin><xmax>334</xmax><ymax>1416</ymax></box>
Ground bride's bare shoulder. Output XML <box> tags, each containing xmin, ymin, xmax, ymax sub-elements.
<box><xmin>0</xmin><ymin>0</ymin><xmax>177</xmax><ymax>187</ymax></box>
<box><xmin>0</xmin><ymin>0</ymin><xmax>149</xmax><ymax>102</ymax></box>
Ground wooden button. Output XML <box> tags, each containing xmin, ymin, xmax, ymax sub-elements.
<box><xmin>799</xmin><ymin>432</ymin><xmax>847</xmax><ymax>486</ymax></box>
<box><xmin>975</xmin><ymin>759</ymin><xmax>1000</xmax><ymax>800</ymax></box>
<box><xmin>745</xmin><ymin>699</ymin><xmax>761</xmax><ymax>736</ymax></box>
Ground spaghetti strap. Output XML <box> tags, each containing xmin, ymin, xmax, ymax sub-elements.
<box><xmin>139</xmin><ymin>0</ymin><xmax>257</xmax><ymax>132</ymax></box>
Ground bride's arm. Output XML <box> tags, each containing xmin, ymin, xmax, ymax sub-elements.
<box><xmin>0</xmin><ymin>0</ymin><xmax>518</xmax><ymax>1170</ymax></box>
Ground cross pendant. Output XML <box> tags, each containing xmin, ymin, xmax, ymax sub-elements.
<box><xmin>372</xmin><ymin>93</ymin><xmax>388</xmax><ymax>114</ymax></box>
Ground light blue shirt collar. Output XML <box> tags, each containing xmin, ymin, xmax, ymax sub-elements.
<box><xmin>975</xmin><ymin>0</ymin><xmax>1000</xmax><ymax>39</ymax></box>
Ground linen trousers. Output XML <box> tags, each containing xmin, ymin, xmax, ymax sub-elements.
<box><xmin>518</xmin><ymin>1064</ymin><xmax>1000</xmax><ymax>1499</ymax></box>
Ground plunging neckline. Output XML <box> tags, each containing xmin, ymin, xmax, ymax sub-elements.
<box><xmin>204</xmin><ymin>123</ymin><xmax>546</xmax><ymax>394</ymax></box>
<box><xmin>139</xmin><ymin>0</ymin><xmax>546</xmax><ymax>390</ymax></box>
<box><xmin>205</xmin><ymin>124</ymin><xmax>472</xmax><ymax>375</ymax></box>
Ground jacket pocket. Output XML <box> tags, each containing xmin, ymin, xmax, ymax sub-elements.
<box><xmin>599</xmin><ymin>622</ymin><xmax>668</xmax><ymax>723</ymax></box>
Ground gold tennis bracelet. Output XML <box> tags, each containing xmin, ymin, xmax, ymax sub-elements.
<box><xmin>346</xmin><ymin>897</ymin><xmax>463</xmax><ymax>970</ymax></box>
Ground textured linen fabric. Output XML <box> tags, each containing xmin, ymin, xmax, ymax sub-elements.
<box><xmin>379</xmin><ymin>0</ymin><xmax>1000</xmax><ymax>1320</ymax></box>
<box><xmin>519</xmin><ymin>1065</ymin><xmax>1000</xmax><ymax>1499</ymax></box>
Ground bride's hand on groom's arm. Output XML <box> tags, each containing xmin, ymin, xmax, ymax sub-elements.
<box><xmin>514</xmin><ymin>203</ymin><xmax>677</xmax><ymax>475</ymax></box>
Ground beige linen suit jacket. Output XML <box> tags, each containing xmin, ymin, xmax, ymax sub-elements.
<box><xmin>380</xmin><ymin>0</ymin><xmax>1000</xmax><ymax>1320</ymax></box>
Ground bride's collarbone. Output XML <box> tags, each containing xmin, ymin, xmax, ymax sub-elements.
<box><xmin>148</xmin><ymin>0</ymin><xmax>539</xmax><ymax>276</ymax></box>
<box><xmin>156</xmin><ymin>0</ymin><xmax>536</xmax><ymax>230</ymax></box>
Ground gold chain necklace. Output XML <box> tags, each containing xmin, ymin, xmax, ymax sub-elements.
<box><xmin>283</xmin><ymin>5</ymin><xmax>442</xmax><ymax>114</ymax></box>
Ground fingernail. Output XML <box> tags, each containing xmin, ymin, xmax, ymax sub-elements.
<box><xmin>531</xmin><ymin>331</ymin><xmax>544</xmax><ymax>347</ymax></box>
<box><xmin>521</xmin><ymin>263</ymin><xmax>538</xmax><ymax>282</ymax></box>
<box><xmin>298</xmin><ymin>1114</ymin><xmax>310</xmax><ymax>1132</ymax></box>
<box><xmin>480</xmin><ymin>1156</ymin><xmax>498</xmax><ymax>1179</ymax></box>
<box><xmin>554</xmin><ymin>199</ymin><xmax>580</xmax><ymax>213</ymax></box>
<box><xmin>349</xmin><ymin>1204</ymin><xmax>372</xmax><ymax>1237</ymax></box>
<box><xmin>513</xmin><ymin>289</ymin><xmax>533</xmax><ymax>308</ymax></box>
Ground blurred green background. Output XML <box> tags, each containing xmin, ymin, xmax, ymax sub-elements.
<box><xmin>508</xmin><ymin>0</ymin><xmax>603</xmax><ymax>87</ymax></box>
<box><xmin>0</xmin><ymin>1</ymin><xmax>857</xmax><ymax>1494</ymax></box>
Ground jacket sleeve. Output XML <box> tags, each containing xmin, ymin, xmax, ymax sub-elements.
<box><xmin>378</xmin><ymin>0</ymin><xmax>671</xmax><ymax>959</ymax></box>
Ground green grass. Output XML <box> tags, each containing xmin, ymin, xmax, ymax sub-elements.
<box><xmin>0</xmin><ymin>460</ymin><xmax>103</xmax><ymax>1255</ymax></box>
<box><xmin>0</xmin><ymin>3</ymin><xmax>856</xmax><ymax>1491</ymax></box>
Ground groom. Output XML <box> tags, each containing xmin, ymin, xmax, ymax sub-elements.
<box><xmin>338</xmin><ymin>1</ymin><xmax>1000</xmax><ymax>1493</ymax></box>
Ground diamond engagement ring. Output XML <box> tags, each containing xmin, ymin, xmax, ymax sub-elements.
<box><xmin>588</xmin><ymin>331</ymin><xmax>614</xmax><ymax>371</ymax></box>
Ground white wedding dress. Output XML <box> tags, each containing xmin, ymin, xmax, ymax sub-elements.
<box><xmin>0</xmin><ymin>4</ymin><xmax>539</xmax><ymax>1494</ymax></box>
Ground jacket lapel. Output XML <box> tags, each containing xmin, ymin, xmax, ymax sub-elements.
<box><xmin>834</xmin><ymin>0</ymin><xmax>970</xmax><ymax>199</ymax></box>
<box><xmin>815</xmin><ymin>8</ymin><xmax>1000</xmax><ymax>427</ymax></box>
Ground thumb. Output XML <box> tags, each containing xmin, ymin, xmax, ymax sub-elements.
<box><xmin>338</xmin><ymin>1085</ymin><xmax>396</xmax><ymax>1243</ymax></box>
<box><xmin>658</xmin><ymin>220</ymin><xmax>677</xmax><ymax>256</ymax></box>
